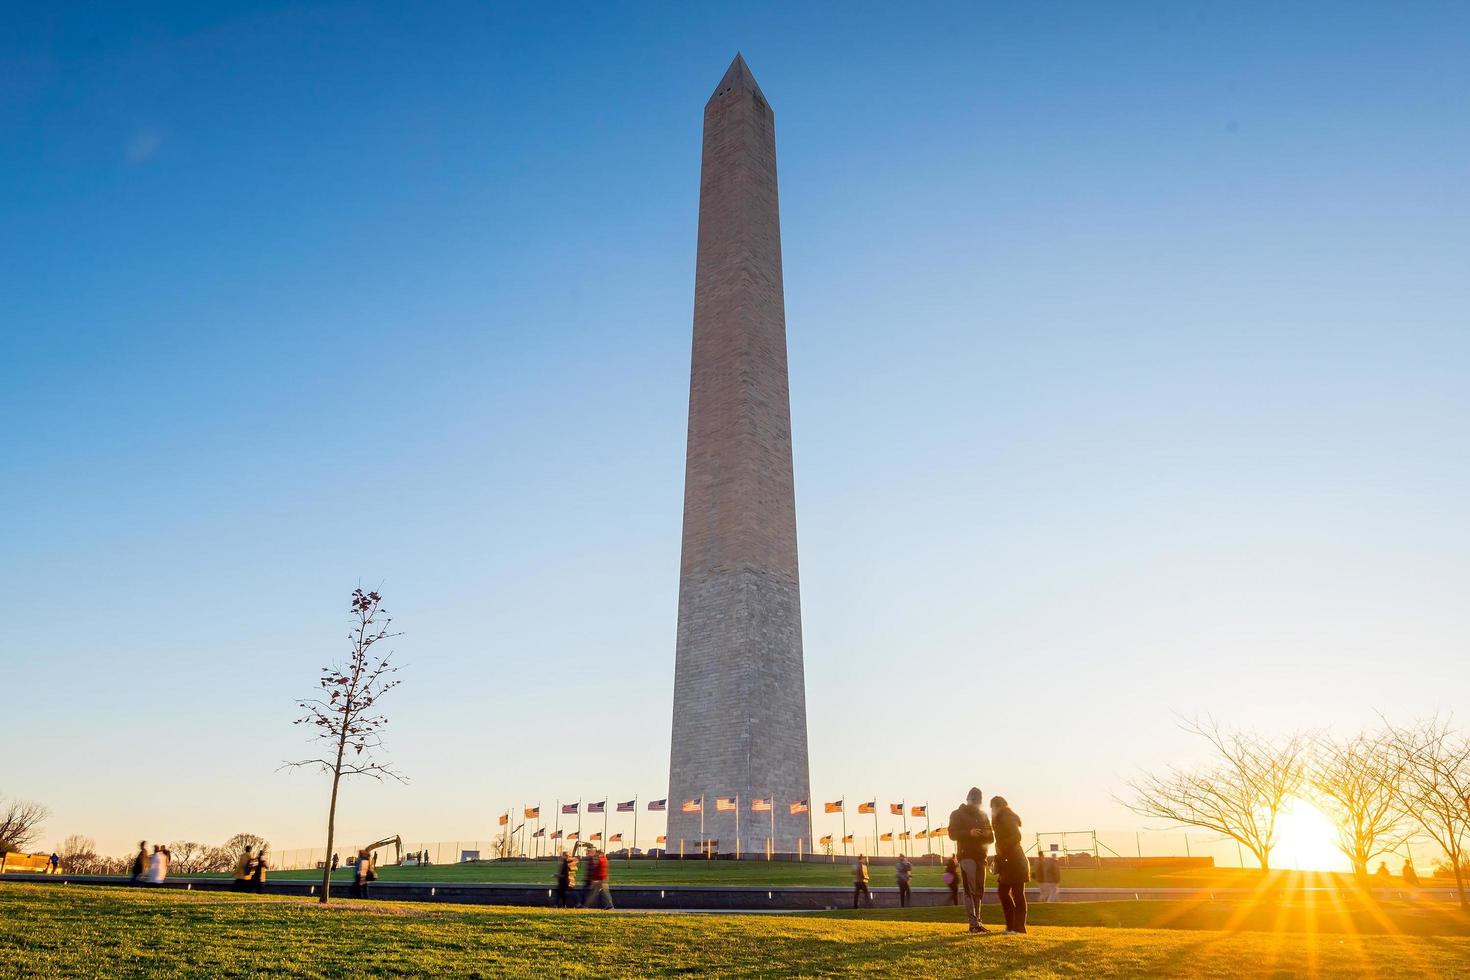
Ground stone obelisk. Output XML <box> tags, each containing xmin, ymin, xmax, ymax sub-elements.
<box><xmin>667</xmin><ymin>54</ymin><xmax>812</xmax><ymax>855</ymax></box>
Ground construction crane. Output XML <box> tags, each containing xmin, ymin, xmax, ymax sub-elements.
<box><xmin>358</xmin><ymin>836</ymin><xmax>403</xmax><ymax>866</ymax></box>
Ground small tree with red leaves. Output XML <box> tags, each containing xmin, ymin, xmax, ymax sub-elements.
<box><xmin>287</xmin><ymin>588</ymin><xmax>404</xmax><ymax>904</ymax></box>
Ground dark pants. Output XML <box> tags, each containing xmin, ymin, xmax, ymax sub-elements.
<box><xmin>555</xmin><ymin>879</ymin><xmax>572</xmax><ymax>907</ymax></box>
<box><xmin>853</xmin><ymin>883</ymin><xmax>871</xmax><ymax>908</ymax></box>
<box><xmin>898</xmin><ymin>881</ymin><xmax>911</xmax><ymax>907</ymax></box>
<box><xmin>231</xmin><ymin>877</ymin><xmax>248</xmax><ymax>891</ymax></box>
<box><xmin>947</xmin><ymin>879</ymin><xmax>959</xmax><ymax>905</ymax></box>
<box><xmin>998</xmin><ymin>880</ymin><xmax>1027</xmax><ymax>933</ymax></box>
<box><xmin>352</xmin><ymin>879</ymin><xmax>369</xmax><ymax>899</ymax></box>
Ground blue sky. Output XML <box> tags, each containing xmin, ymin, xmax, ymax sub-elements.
<box><xmin>3</xmin><ymin>2</ymin><xmax>1467</xmax><ymax>862</ymax></box>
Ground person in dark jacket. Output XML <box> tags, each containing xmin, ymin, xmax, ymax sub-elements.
<box><xmin>943</xmin><ymin>854</ymin><xmax>961</xmax><ymax>905</ymax></box>
<box><xmin>554</xmin><ymin>850</ymin><xmax>578</xmax><ymax>907</ymax></box>
<box><xmin>947</xmin><ymin>787</ymin><xmax>994</xmax><ymax>933</ymax></box>
<box><xmin>989</xmin><ymin>796</ymin><xmax>1028</xmax><ymax>933</ymax></box>
<box><xmin>250</xmin><ymin>848</ymin><xmax>268</xmax><ymax>893</ymax></box>
<box><xmin>1039</xmin><ymin>852</ymin><xmax>1062</xmax><ymax>901</ymax></box>
<box><xmin>130</xmin><ymin>842</ymin><xmax>149</xmax><ymax>885</ymax></box>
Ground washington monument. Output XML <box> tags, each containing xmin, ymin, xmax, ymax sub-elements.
<box><xmin>666</xmin><ymin>54</ymin><xmax>812</xmax><ymax>854</ymax></box>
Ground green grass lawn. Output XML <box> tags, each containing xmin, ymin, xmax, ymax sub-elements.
<box><xmin>227</xmin><ymin>859</ymin><xmax>1323</xmax><ymax>890</ymax></box>
<box><xmin>3</xmin><ymin>884</ymin><xmax>1467</xmax><ymax>978</ymax></box>
<box><xmin>813</xmin><ymin>898</ymin><xmax>1470</xmax><ymax>937</ymax></box>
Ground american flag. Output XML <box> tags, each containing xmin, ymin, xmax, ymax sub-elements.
<box><xmin>656</xmin><ymin>835</ymin><xmax>667</xmax><ymax>844</ymax></box>
<box><xmin>524</xmin><ymin>806</ymin><xmax>540</xmax><ymax>819</ymax></box>
<box><xmin>562</xmin><ymin>803</ymin><xmax>579</xmax><ymax>815</ymax></box>
<box><xmin>880</xmin><ymin>832</ymin><xmax>893</xmax><ymax>841</ymax></box>
<box><xmin>588</xmin><ymin>801</ymin><xmax>606</xmax><ymax>814</ymax></box>
<box><xmin>498</xmin><ymin>813</ymin><xmax>508</xmax><ymax>826</ymax></box>
<box><xmin>550</xmin><ymin>830</ymin><xmax>562</xmax><ymax>839</ymax></box>
<box><xmin>682</xmin><ymin>798</ymin><xmax>702</xmax><ymax>813</ymax></box>
<box><xmin>566</xmin><ymin>832</ymin><xmax>578</xmax><ymax>841</ymax></box>
<box><xmin>819</xmin><ymin>834</ymin><xmax>833</xmax><ymax>845</ymax></box>
<box><xmin>899</xmin><ymin>831</ymin><xmax>911</xmax><ymax>840</ymax></box>
<box><xmin>842</xmin><ymin>834</ymin><xmax>854</xmax><ymax>843</ymax></box>
<box><xmin>890</xmin><ymin>803</ymin><xmax>904</xmax><ymax>816</ymax></box>
<box><xmin>751</xmin><ymin>798</ymin><xmax>772</xmax><ymax>812</ymax></box>
<box><xmin>617</xmin><ymin>800</ymin><xmax>636</xmax><ymax>813</ymax></box>
<box><xmin>609</xmin><ymin>833</ymin><xmax>623</xmax><ymax>843</ymax></box>
<box><xmin>824</xmin><ymin>800</ymin><xmax>843</xmax><ymax>814</ymax></box>
<box><xmin>789</xmin><ymin>799</ymin><xmax>809</xmax><ymax>815</ymax></box>
<box><xmin>911</xmin><ymin>805</ymin><xmax>927</xmax><ymax>817</ymax></box>
<box><xmin>532</xmin><ymin>828</ymin><xmax>545</xmax><ymax>838</ymax></box>
<box><xmin>858</xmin><ymin>801</ymin><xmax>876</xmax><ymax>814</ymax></box>
<box><xmin>715</xmin><ymin>796</ymin><xmax>737</xmax><ymax>812</ymax></box>
<box><xmin>590</xmin><ymin>832</ymin><xmax>602</xmax><ymax>841</ymax></box>
<box><xmin>647</xmin><ymin>799</ymin><xmax>668</xmax><ymax>812</ymax></box>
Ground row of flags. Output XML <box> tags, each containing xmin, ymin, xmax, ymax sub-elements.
<box><xmin>517</xmin><ymin>830</ymin><xmax>680</xmax><ymax>845</ymax></box>
<box><xmin>501</xmin><ymin>799</ymin><xmax>934</xmax><ymax>822</ymax></box>
<box><xmin>818</xmin><ymin>829</ymin><xmax>948</xmax><ymax>844</ymax></box>
<box><xmin>500</xmin><ymin>799</ymin><xmax>670</xmax><ymax>824</ymax></box>
<box><xmin>833</xmin><ymin>800</ymin><xmax>928</xmax><ymax>817</ymax></box>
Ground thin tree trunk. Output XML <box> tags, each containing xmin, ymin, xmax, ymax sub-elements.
<box><xmin>320</xmin><ymin>739</ymin><xmax>346</xmax><ymax>905</ymax></box>
<box><xmin>1453</xmin><ymin>857</ymin><xmax>1467</xmax><ymax>911</ymax></box>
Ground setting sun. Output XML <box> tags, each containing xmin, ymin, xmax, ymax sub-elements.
<box><xmin>1273</xmin><ymin>798</ymin><xmax>1349</xmax><ymax>872</ymax></box>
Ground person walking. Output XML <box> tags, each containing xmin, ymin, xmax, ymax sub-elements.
<box><xmin>943</xmin><ymin>854</ymin><xmax>960</xmax><ymax>906</ymax></box>
<box><xmin>48</xmin><ymin>852</ymin><xmax>60</xmax><ymax>875</ymax></box>
<box><xmin>947</xmin><ymin>787</ymin><xmax>994</xmax><ymax>933</ymax></box>
<box><xmin>232</xmin><ymin>845</ymin><xmax>254</xmax><ymax>891</ymax></box>
<box><xmin>130</xmin><ymin>841</ymin><xmax>149</xmax><ymax>885</ymax></box>
<box><xmin>145</xmin><ymin>844</ymin><xmax>170</xmax><ymax>885</ymax></box>
<box><xmin>250</xmin><ymin>848</ymin><xmax>268</xmax><ymax>893</ymax></box>
<box><xmin>852</xmin><ymin>854</ymin><xmax>873</xmax><ymax>908</ymax></box>
<box><xmin>990</xmin><ymin>796</ymin><xmax>1028</xmax><ymax>934</ymax></box>
<box><xmin>895</xmin><ymin>854</ymin><xmax>913</xmax><ymax>908</ymax></box>
<box><xmin>352</xmin><ymin>849</ymin><xmax>374</xmax><ymax>899</ymax></box>
<box><xmin>555</xmin><ymin>850</ymin><xmax>578</xmax><ymax>908</ymax></box>
<box><xmin>1039</xmin><ymin>852</ymin><xmax>1062</xmax><ymax>902</ymax></box>
<box><xmin>582</xmin><ymin>848</ymin><xmax>614</xmax><ymax>909</ymax></box>
<box><xmin>331</xmin><ymin>853</ymin><xmax>339</xmax><ymax>873</ymax></box>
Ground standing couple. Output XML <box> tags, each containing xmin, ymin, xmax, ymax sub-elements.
<box><xmin>948</xmin><ymin>786</ymin><xmax>1028</xmax><ymax>934</ymax></box>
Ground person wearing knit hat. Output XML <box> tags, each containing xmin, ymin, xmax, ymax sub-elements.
<box><xmin>947</xmin><ymin>786</ymin><xmax>994</xmax><ymax>933</ymax></box>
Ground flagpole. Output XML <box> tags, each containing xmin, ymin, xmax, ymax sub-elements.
<box><xmin>735</xmin><ymin>794</ymin><xmax>741</xmax><ymax>861</ymax></box>
<box><xmin>699</xmin><ymin>796</ymin><xmax>705</xmax><ymax>857</ymax></box>
<box><xmin>901</xmin><ymin>803</ymin><xmax>909</xmax><ymax>857</ymax></box>
<box><xmin>602</xmin><ymin>796</ymin><xmax>608</xmax><ymax>853</ymax></box>
<box><xmin>632</xmin><ymin>796</ymin><xmax>638</xmax><ymax>865</ymax></box>
<box><xmin>769</xmin><ymin>796</ymin><xmax>775</xmax><ymax>861</ymax></box>
<box><xmin>872</xmin><ymin>797</ymin><xmax>879</xmax><ymax>855</ymax></box>
<box><xmin>842</xmin><ymin>804</ymin><xmax>848</xmax><ymax>858</ymax></box>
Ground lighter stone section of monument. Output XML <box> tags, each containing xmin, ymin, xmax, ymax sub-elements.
<box><xmin>667</xmin><ymin>54</ymin><xmax>812</xmax><ymax>855</ymax></box>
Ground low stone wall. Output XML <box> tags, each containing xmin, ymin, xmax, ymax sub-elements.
<box><xmin>1</xmin><ymin>875</ymin><xmax>1459</xmax><ymax>910</ymax></box>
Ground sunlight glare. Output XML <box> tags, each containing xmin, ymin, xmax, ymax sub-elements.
<box><xmin>1274</xmin><ymin>798</ymin><xmax>1349</xmax><ymax>872</ymax></box>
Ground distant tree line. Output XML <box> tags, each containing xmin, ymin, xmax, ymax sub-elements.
<box><xmin>1123</xmin><ymin>716</ymin><xmax>1470</xmax><ymax>908</ymax></box>
<box><xmin>52</xmin><ymin>832</ymin><xmax>270</xmax><ymax>876</ymax></box>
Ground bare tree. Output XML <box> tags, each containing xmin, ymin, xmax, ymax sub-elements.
<box><xmin>286</xmin><ymin>588</ymin><xmax>405</xmax><ymax>904</ymax></box>
<box><xmin>57</xmin><ymin>834</ymin><xmax>99</xmax><ymax>873</ymax></box>
<box><xmin>0</xmin><ymin>797</ymin><xmax>50</xmax><ymax>854</ymax></box>
<box><xmin>1308</xmin><ymin>731</ymin><xmax>1409</xmax><ymax>879</ymax></box>
<box><xmin>1383</xmin><ymin>716</ymin><xmax>1470</xmax><ymax>909</ymax></box>
<box><xmin>222</xmin><ymin>832</ymin><xmax>270</xmax><ymax>856</ymax></box>
<box><xmin>1121</xmin><ymin>717</ymin><xmax>1308</xmax><ymax>872</ymax></box>
<box><xmin>167</xmin><ymin>841</ymin><xmax>209</xmax><ymax>875</ymax></box>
